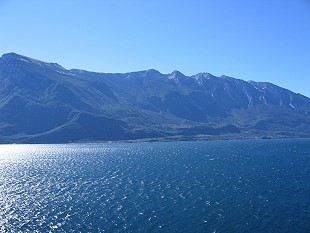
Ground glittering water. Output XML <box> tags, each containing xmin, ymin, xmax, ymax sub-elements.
<box><xmin>0</xmin><ymin>139</ymin><xmax>309</xmax><ymax>232</ymax></box>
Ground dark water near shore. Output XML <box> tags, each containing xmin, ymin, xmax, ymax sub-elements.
<box><xmin>0</xmin><ymin>139</ymin><xmax>309</xmax><ymax>232</ymax></box>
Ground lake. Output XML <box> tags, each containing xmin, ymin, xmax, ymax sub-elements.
<box><xmin>0</xmin><ymin>139</ymin><xmax>309</xmax><ymax>232</ymax></box>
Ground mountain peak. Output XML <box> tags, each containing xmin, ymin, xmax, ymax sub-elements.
<box><xmin>1</xmin><ymin>52</ymin><xmax>66</xmax><ymax>71</ymax></box>
<box><xmin>145</xmin><ymin>69</ymin><xmax>162</xmax><ymax>75</ymax></box>
<box><xmin>168</xmin><ymin>70</ymin><xmax>187</xmax><ymax>83</ymax></box>
<box><xmin>2</xmin><ymin>52</ymin><xmax>23</xmax><ymax>59</ymax></box>
<box><xmin>171</xmin><ymin>70</ymin><xmax>184</xmax><ymax>76</ymax></box>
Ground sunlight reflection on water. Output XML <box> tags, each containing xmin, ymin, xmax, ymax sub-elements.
<box><xmin>0</xmin><ymin>140</ymin><xmax>309</xmax><ymax>232</ymax></box>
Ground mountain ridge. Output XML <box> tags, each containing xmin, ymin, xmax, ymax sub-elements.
<box><xmin>0</xmin><ymin>53</ymin><xmax>310</xmax><ymax>143</ymax></box>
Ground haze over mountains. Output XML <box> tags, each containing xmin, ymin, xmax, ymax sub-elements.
<box><xmin>0</xmin><ymin>53</ymin><xmax>310</xmax><ymax>143</ymax></box>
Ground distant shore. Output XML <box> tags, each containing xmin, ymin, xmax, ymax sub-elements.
<box><xmin>2</xmin><ymin>135</ymin><xmax>309</xmax><ymax>145</ymax></box>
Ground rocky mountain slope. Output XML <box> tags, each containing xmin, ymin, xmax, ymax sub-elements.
<box><xmin>0</xmin><ymin>53</ymin><xmax>310</xmax><ymax>143</ymax></box>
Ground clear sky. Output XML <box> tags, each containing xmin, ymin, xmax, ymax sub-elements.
<box><xmin>0</xmin><ymin>0</ymin><xmax>309</xmax><ymax>97</ymax></box>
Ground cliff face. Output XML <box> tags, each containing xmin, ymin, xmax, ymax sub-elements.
<box><xmin>1</xmin><ymin>53</ymin><xmax>310</xmax><ymax>143</ymax></box>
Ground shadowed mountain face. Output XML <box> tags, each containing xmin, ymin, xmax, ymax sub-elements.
<box><xmin>0</xmin><ymin>53</ymin><xmax>310</xmax><ymax>143</ymax></box>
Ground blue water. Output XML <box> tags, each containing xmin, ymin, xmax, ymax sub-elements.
<box><xmin>0</xmin><ymin>139</ymin><xmax>309</xmax><ymax>232</ymax></box>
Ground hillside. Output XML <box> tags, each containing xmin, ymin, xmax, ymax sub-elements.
<box><xmin>0</xmin><ymin>53</ymin><xmax>310</xmax><ymax>143</ymax></box>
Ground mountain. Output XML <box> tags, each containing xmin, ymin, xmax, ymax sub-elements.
<box><xmin>0</xmin><ymin>53</ymin><xmax>310</xmax><ymax>143</ymax></box>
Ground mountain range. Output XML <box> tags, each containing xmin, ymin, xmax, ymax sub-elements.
<box><xmin>0</xmin><ymin>52</ymin><xmax>310</xmax><ymax>143</ymax></box>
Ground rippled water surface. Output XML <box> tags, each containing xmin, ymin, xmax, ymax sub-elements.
<box><xmin>0</xmin><ymin>139</ymin><xmax>310</xmax><ymax>232</ymax></box>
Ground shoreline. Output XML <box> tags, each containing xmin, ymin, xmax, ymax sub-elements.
<box><xmin>1</xmin><ymin>135</ymin><xmax>310</xmax><ymax>145</ymax></box>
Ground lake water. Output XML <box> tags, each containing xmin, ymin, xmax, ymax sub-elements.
<box><xmin>0</xmin><ymin>139</ymin><xmax>309</xmax><ymax>232</ymax></box>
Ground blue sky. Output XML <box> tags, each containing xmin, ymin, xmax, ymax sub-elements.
<box><xmin>0</xmin><ymin>0</ymin><xmax>309</xmax><ymax>97</ymax></box>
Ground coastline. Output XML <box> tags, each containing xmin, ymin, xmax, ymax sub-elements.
<box><xmin>1</xmin><ymin>134</ymin><xmax>309</xmax><ymax>145</ymax></box>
